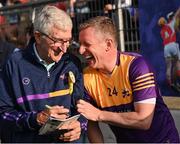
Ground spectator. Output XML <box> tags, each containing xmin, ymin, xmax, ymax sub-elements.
<box><xmin>0</xmin><ymin>39</ymin><xmax>15</xmax><ymax>72</ymax></box>
<box><xmin>69</xmin><ymin>0</ymin><xmax>90</xmax><ymax>41</ymax></box>
<box><xmin>0</xmin><ymin>15</ymin><xmax>6</xmax><ymax>27</ymax></box>
<box><xmin>0</xmin><ymin>2</ymin><xmax>6</xmax><ymax>27</ymax></box>
<box><xmin>24</xmin><ymin>23</ymin><xmax>34</xmax><ymax>46</ymax></box>
<box><xmin>87</xmin><ymin>0</ymin><xmax>116</xmax><ymax>17</ymax></box>
<box><xmin>6</xmin><ymin>0</ymin><xmax>20</xmax><ymax>25</ymax></box>
<box><xmin>77</xmin><ymin>16</ymin><xmax>179</xmax><ymax>143</ymax></box>
<box><xmin>18</xmin><ymin>0</ymin><xmax>29</xmax><ymax>3</ymax></box>
<box><xmin>0</xmin><ymin>5</ymin><xmax>86</xmax><ymax>143</ymax></box>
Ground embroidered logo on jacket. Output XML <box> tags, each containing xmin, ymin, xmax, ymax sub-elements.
<box><xmin>22</xmin><ymin>77</ymin><xmax>30</xmax><ymax>85</ymax></box>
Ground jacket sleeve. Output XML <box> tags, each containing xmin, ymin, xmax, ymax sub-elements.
<box><xmin>0</xmin><ymin>63</ymin><xmax>40</xmax><ymax>132</ymax></box>
<box><xmin>69</xmin><ymin>56</ymin><xmax>87</xmax><ymax>132</ymax></box>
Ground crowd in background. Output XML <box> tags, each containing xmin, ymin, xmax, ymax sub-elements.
<box><xmin>0</xmin><ymin>0</ymin><xmax>31</xmax><ymax>48</ymax></box>
<box><xmin>0</xmin><ymin>0</ymin><xmax>140</xmax><ymax>74</ymax></box>
<box><xmin>0</xmin><ymin>0</ymin><xmax>117</xmax><ymax>48</ymax></box>
<box><xmin>0</xmin><ymin>0</ymin><xmax>139</xmax><ymax>60</ymax></box>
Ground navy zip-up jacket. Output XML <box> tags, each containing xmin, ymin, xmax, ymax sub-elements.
<box><xmin>0</xmin><ymin>38</ymin><xmax>86</xmax><ymax>143</ymax></box>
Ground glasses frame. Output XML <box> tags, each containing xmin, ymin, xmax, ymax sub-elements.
<box><xmin>38</xmin><ymin>31</ymin><xmax>73</xmax><ymax>46</ymax></box>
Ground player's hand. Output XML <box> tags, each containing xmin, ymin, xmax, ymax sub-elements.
<box><xmin>37</xmin><ymin>105</ymin><xmax>69</xmax><ymax>125</ymax></box>
<box><xmin>77</xmin><ymin>99</ymin><xmax>102</xmax><ymax>121</ymax></box>
<box><xmin>58</xmin><ymin>120</ymin><xmax>81</xmax><ymax>141</ymax></box>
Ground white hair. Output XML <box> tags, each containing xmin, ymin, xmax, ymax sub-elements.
<box><xmin>33</xmin><ymin>5</ymin><xmax>72</xmax><ymax>34</ymax></box>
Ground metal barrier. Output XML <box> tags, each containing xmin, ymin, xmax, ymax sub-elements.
<box><xmin>0</xmin><ymin>0</ymin><xmax>140</xmax><ymax>52</ymax></box>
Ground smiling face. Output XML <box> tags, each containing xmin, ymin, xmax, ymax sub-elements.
<box><xmin>35</xmin><ymin>27</ymin><xmax>72</xmax><ymax>63</ymax></box>
<box><xmin>79</xmin><ymin>27</ymin><xmax>107</xmax><ymax>69</ymax></box>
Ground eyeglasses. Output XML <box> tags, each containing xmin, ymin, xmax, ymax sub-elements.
<box><xmin>38</xmin><ymin>31</ymin><xmax>73</xmax><ymax>46</ymax></box>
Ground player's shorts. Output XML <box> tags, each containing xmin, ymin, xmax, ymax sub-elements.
<box><xmin>164</xmin><ymin>42</ymin><xmax>180</xmax><ymax>60</ymax></box>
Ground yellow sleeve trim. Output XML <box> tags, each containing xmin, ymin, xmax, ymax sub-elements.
<box><xmin>133</xmin><ymin>84</ymin><xmax>155</xmax><ymax>91</ymax></box>
<box><xmin>135</xmin><ymin>73</ymin><xmax>154</xmax><ymax>80</ymax></box>
<box><xmin>132</xmin><ymin>76</ymin><xmax>154</xmax><ymax>85</ymax></box>
<box><xmin>133</xmin><ymin>80</ymin><xmax>155</xmax><ymax>88</ymax></box>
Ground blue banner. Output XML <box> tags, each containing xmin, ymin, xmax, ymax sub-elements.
<box><xmin>139</xmin><ymin>0</ymin><xmax>180</xmax><ymax>96</ymax></box>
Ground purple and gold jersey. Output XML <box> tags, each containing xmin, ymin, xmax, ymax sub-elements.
<box><xmin>83</xmin><ymin>52</ymin><xmax>179</xmax><ymax>143</ymax></box>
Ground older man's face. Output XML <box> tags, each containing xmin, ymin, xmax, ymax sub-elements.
<box><xmin>36</xmin><ymin>27</ymin><xmax>72</xmax><ymax>64</ymax></box>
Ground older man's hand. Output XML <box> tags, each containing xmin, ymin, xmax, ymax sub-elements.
<box><xmin>58</xmin><ymin>120</ymin><xmax>81</xmax><ymax>141</ymax></box>
<box><xmin>37</xmin><ymin>105</ymin><xmax>69</xmax><ymax>125</ymax></box>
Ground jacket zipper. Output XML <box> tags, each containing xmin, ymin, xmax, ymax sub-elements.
<box><xmin>47</xmin><ymin>70</ymin><xmax>50</xmax><ymax>79</ymax></box>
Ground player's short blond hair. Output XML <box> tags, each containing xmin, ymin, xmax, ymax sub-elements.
<box><xmin>158</xmin><ymin>17</ymin><xmax>166</xmax><ymax>26</ymax></box>
<box><xmin>79</xmin><ymin>16</ymin><xmax>118</xmax><ymax>47</ymax></box>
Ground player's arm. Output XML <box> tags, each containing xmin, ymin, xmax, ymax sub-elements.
<box><xmin>77</xmin><ymin>99</ymin><xmax>155</xmax><ymax>130</ymax></box>
<box><xmin>174</xmin><ymin>8</ymin><xmax>180</xmax><ymax>31</ymax></box>
<box><xmin>98</xmin><ymin>102</ymin><xmax>155</xmax><ymax>130</ymax></box>
<box><xmin>174</xmin><ymin>8</ymin><xmax>180</xmax><ymax>20</ymax></box>
<box><xmin>88</xmin><ymin>120</ymin><xmax>104</xmax><ymax>143</ymax></box>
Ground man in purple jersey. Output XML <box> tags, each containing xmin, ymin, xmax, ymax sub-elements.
<box><xmin>77</xmin><ymin>16</ymin><xmax>179</xmax><ymax>143</ymax></box>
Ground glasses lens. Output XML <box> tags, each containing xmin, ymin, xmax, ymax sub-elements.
<box><xmin>39</xmin><ymin>31</ymin><xmax>73</xmax><ymax>46</ymax></box>
<box><xmin>60</xmin><ymin>38</ymin><xmax>74</xmax><ymax>46</ymax></box>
